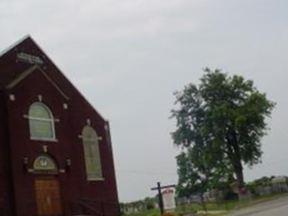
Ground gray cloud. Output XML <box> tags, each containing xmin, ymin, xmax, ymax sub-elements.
<box><xmin>1</xmin><ymin>0</ymin><xmax>288</xmax><ymax>202</ymax></box>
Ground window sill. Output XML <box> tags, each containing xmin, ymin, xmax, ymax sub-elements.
<box><xmin>30</xmin><ymin>137</ymin><xmax>58</xmax><ymax>142</ymax></box>
<box><xmin>87</xmin><ymin>177</ymin><xmax>105</xmax><ymax>182</ymax></box>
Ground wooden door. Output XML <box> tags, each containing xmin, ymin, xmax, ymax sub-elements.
<box><xmin>34</xmin><ymin>178</ymin><xmax>63</xmax><ymax>216</ymax></box>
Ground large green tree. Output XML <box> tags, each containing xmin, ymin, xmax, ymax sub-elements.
<box><xmin>171</xmin><ymin>68</ymin><xmax>275</xmax><ymax>191</ymax></box>
<box><xmin>176</xmin><ymin>146</ymin><xmax>233</xmax><ymax>198</ymax></box>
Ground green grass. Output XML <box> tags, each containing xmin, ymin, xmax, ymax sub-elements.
<box><xmin>124</xmin><ymin>193</ymin><xmax>288</xmax><ymax>216</ymax></box>
<box><xmin>125</xmin><ymin>208</ymin><xmax>161</xmax><ymax>216</ymax></box>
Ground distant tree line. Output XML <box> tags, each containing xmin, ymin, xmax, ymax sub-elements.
<box><xmin>120</xmin><ymin>197</ymin><xmax>156</xmax><ymax>215</ymax></box>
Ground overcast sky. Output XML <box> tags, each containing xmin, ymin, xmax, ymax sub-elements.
<box><xmin>1</xmin><ymin>0</ymin><xmax>288</xmax><ymax>202</ymax></box>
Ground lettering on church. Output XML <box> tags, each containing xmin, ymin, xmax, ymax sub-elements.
<box><xmin>17</xmin><ymin>52</ymin><xmax>44</xmax><ymax>65</ymax></box>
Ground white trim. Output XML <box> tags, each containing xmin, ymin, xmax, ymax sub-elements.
<box><xmin>6</xmin><ymin>65</ymin><xmax>70</xmax><ymax>100</ymax></box>
<box><xmin>28</xmin><ymin>169</ymin><xmax>34</xmax><ymax>173</ymax></box>
<box><xmin>30</xmin><ymin>137</ymin><xmax>58</xmax><ymax>142</ymax></box>
<box><xmin>59</xmin><ymin>169</ymin><xmax>66</xmax><ymax>173</ymax></box>
<box><xmin>87</xmin><ymin>177</ymin><xmax>105</xmax><ymax>181</ymax></box>
<box><xmin>43</xmin><ymin>145</ymin><xmax>48</xmax><ymax>152</ymax></box>
<box><xmin>38</xmin><ymin>95</ymin><xmax>43</xmax><ymax>102</ymax></box>
<box><xmin>63</xmin><ymin>103</ymin><xmax>68</xmax><ymax>110</ymax></box>
<box><xmin>41</xmin><ymin>70</ymin><xmax>70</xmax><ymax>100</ymax></box>
<box><xmin>23</xmin><ymin>114</ymin><xmax>60</xmax><ymax>122</ymax></box>
<box><xmin>6</xmin><ymin>66</ymin><xmax>37</xmax><ymax>89</ymax></box>
<box><xmin>9</xmin><ymin>94</ymin><xmax>15</xmax><ymax>101</ymax></box>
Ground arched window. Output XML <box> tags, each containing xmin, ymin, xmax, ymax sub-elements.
<box><xmin>33</xmin><ymin>155</ymin><xmax>58</xmax><ymax>173</ymax></box>
<box><xmin>29</xmin><ymin>102</ymin><xmax>55</xmax><ymax>140</ymax></box>
<box><xmin>82</xmin><ymin>126</ymin><xmax>103</xmax><ymax>180</ymax></box>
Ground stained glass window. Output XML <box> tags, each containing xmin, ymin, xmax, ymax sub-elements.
<box><xmin>82</xmin><ymin>126</ymin><xmax>103</xmax><ymax>180</ymax></box>
<box><xmin>29</xmin><ymin>102</ymin><xmax>55</xmax><ymax>140</ymax></box>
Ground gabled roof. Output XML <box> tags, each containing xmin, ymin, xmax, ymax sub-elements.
<box><xmin>6</xmin><ymin>65</ymin><xmax>70</xmax><ymax>100</ymax></box>
<box><xmin>0</xmin><ymin>36</ymin><xmax>106</xmax><ymax>122</ymax></box>
<box><xmin>0</xmin><ymin>35</ymin><xmax>49</xmax><ymax>88</ymax></box>
<box><xmin>0</xmin><ymin>35</ymin><xmax>31</xmax><ymax>58</ymax></box>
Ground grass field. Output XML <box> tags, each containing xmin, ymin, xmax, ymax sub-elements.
<box><xmin>125</xmin><ymin>193</ymin><xmax>288</xmax><ymax>216</ymax></box>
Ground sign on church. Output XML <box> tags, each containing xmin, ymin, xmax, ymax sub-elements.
<box><xmin>17</xmin><ymin>52</ymin><xmax>43</xmax><ymax>64</ymax></box>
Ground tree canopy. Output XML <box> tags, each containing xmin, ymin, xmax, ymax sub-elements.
<box><xmin>176</xmin><ymin>146</ymin><xmax>233</xmax><ymax>198</ymax></box>
<box><xmin>172</xmin><ymin>68</ymin><xmax>275</xmax><ymax>194</ymax></box>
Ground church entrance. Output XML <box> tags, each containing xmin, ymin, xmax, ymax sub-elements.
<box><xmin>32</xmin><ymin>154</ymin><xmax>63</xmax><ymax>216</ymax></box>
<box><xmin>34</xmin><ymin>178</ymin><xmax>63</xmax><ymax>216</ymax></box>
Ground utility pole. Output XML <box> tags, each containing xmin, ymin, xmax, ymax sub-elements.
<box><xmin>151</xmin><ymin>182</ymin><xmax>175</xmax><ymax>215</ymax></box>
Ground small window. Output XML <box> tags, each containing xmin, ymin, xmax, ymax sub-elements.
<box><xmin>82</xmin><ymin>126</ymin><xmax>103</xmax><ymax>181</ymax></box>
<box><xmin>33</xmin><ymin>155</ymin><xmax>57</xmax><ymax>173</ymax></box>
<box><xmin>28</xmin><ymin>102</ymin><xmax>55</xmax><ymax>140</ymax></box>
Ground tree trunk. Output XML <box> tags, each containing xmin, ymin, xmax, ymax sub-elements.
<box><xmin>200</xmin><ymin>193</ymin><xmax>207</xmax><ymax>213</ymax></box>
<box><xmin>226</xmin><ymin>128</ymin><xmax>245</xmax><ymax>191</ymax></box>
<box><xmin>234</xmin><ymin>160</ymin><xmax>244</xmax><ymax>189</ymax></box>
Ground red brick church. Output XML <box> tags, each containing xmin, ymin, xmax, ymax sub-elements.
<box><xmin>0</xmin><ymin>36</ymin><xmax>119</xmax><ymax>216</ymax></box>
